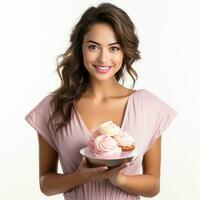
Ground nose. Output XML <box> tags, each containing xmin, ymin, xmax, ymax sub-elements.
<box><xmin>97</xmin><ymin>49</ymin><xmax>109</xmax><ymax>63</ymax></box>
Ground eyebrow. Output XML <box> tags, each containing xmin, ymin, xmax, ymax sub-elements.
<box><xmin>86</xmin><ymin>40</ymin><xmax>120</xmax><ymax>46</ymax></box>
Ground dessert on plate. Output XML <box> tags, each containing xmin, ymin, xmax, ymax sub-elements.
<box><xmin>88</xmin><ymin>121</ymin><xmax>136</xmax><ymax>159</ymax></box>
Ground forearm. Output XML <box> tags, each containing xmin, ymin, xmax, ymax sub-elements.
<box><xmin>40</xmin><ymin>170</ymin><xmax>85</xmax><ymax>196</ymax></box>
<box><xmin>118</xmin><ymin>174</ymin><xmax>160</xmax><ymax>197</ymax></box>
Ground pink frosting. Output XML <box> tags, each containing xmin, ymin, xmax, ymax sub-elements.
<box><xmin>88</xmin><ymin>123</ymin><xmax>135</xmax><ymax>158</ymax></box>
<box><xmin>92</xmin><ymin>135</ymin><xmax>122</xmax><ymax>158</ymax></box>
<box><xmin>88</xmin><ymin>129</ymin><xmax>102</xmax><ymax>149</ymax></box>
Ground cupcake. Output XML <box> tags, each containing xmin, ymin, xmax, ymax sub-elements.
<box><xmin>97</xmin><ymin>121</ymin><xmax>121</xmax><ymax>136</ymax></box>
<box><xmin>92</xmin><ymin>135</ymin><xmax>122</xmax><ymax>158</ymax></box>
<box><xmin>113</xmin><ymin>131</ymin><xmax>135</xmax><ymax>151</ymax></box>
<box><xmin>89</xmin><ymin>121</ymin><xmax>135</xmax><ymax>158</ymax></box>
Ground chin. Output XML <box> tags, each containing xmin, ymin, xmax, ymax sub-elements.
<box><xmin>92</xmin><ymin>75</ymin><xmax>114</xmax><ymax>82</ymax></box>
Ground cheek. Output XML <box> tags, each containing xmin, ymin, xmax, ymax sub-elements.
<box><xmin>83</xmin><ymin>51</ymin><xmax>97</xmax><ymax>64</ymax></box>
<box><xmin>113</xmin><ymin>53</ymin><xmax>124</xmax><ymax>65</ymax></box>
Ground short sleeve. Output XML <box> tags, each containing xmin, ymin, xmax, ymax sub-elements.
<box><xmin>143</xmin><ymin>90</ymin><xmax>178</xmax><ymax>152</ymax></box>
<box><xmin>25</xmin><ymin>95</ymin><xmax>57</xmax><ymax>152</ymax></box>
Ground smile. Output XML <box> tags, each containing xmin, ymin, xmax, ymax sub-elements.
<box><xmin>93</xmin><ymin>65</ymin><xmax>112</xmax><ymax>74</ymax></box>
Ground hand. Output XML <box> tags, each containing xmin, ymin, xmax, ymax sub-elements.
<box><xmin>77</xmin><ymin>157</ymin><xmax>130</xmax><ymax>183</ymax></box>
<box><xmin>78</xmin><ymin>157</ymin><xmax>109</xmax><ymax>182</ymax></box>
<box><xmin>108</xmin><ymin>161</ymin><xmax>134</xmax><ymax>187</ymax></box>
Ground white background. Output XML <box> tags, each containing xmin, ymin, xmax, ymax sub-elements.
<box><xmin>1</xmin><ymin>0</ymin><xmax>200</xmax><ymax>199</ymax></box>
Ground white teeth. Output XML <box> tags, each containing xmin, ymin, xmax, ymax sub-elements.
<box><xmin>95</xmin><ymin>65</ymin><xmax>110</xmax><ymax>70</ymax></box>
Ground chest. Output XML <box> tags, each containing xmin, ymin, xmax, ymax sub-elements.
<box><xmin>75</xmin><ymin>97</ymin><xmax>129</xmax><ymax>130</ymax></box>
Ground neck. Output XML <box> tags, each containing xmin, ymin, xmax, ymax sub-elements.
<box><xmin>84</xmin><ymin>78</ymin><xmax>122</xmax><ymax>101</ymax></box>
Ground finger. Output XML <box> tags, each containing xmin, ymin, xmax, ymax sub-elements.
<box><xmin>122</xmin><ymin>162</ymin><xmax>131</xmax><ymax>167</ymax></box>
<box><xmin>121</xmin><ymin>160</ymin><xmax>135</xmax><ymax>167</ymax></box>
<box><xmin>108</xmin><ymin>162</ymin><xmax>130</xmax><ymax>173</ymax></box>
<box><xmin>90</xmin><ymin>166</ymin><xmax>109</xmax><ymax>173</ymax></box>
<box><xmin>129</xmin><ymin>161</ymin><xmax>134</xmax><ymax>165</ymax></box>
<box><xmin>116</xmin><ymin>162</ymin><xmax>129</xmax><ymax>170</ymax></box>
<box><xmin>81</xmin><ymin>163</ymin><xmax>109</xmax><ymax>173</ymax></box>
<box><xmin>95</xmin><ymin>162</ymin><xmax>132</xmax><ymax>181</ymax></box>
<box><xmin>79</xmin><ymin>157</ymin><xmax>87</xmax><ymax>166</ymax></box>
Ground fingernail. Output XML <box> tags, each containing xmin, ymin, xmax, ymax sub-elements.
<box><xmin>101</xmin><ymin>167</ymin><xmax>109</xmax><ymax>171</ymax></box>
<box><xmin>124</xmin><ymin>162</ymin><xmax>132</xmax><ymax>166</ymax></box>
<box><xmin>122</xmin><ymin>163</ymin><xmax>129</xmax><ymax>168</ymax></box>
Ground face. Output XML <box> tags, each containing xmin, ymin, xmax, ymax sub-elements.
<box><xmin>82</xmin><ymin>23</ymin><xmax>124</xmax><ymax>81</ymax></box>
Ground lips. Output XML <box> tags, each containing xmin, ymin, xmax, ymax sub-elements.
<box><xmin>93</xmin><ymin>65</ymin><xmax>111</xmax><ymax>69</ymax></box>
<box><xmin>93</xmin><ymin>65</ymin><xmax>112</xmax><ymax>74</ymax></box>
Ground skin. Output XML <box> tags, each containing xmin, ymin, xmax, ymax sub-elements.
<box><xmin>38</xmin><ymin>23</ymin><xmax>161</xmax><ymax>197</ymax></box>
<box><xmin>81</xmin><ymin>22</ymin><xmax>124</xmax><ymax>101</ymax></box>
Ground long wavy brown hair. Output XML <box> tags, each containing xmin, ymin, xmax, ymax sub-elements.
<box><xmin>48</xmin><ymin>3</ymin><xmax>141</xmax><ymax>133</ymax></box>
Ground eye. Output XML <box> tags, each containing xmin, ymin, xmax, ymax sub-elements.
<box><xmin>88</xmin><ymin>45</ymin><xmax>99</xmax><ymax>50</ymax></box>
<box><xmin>110</xmin><ymin>46</ymin><xmax>120</xmax><ymax>51</ymax></box>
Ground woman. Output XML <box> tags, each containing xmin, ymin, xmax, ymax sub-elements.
<box><xmin>25</xmin><ymin>3</ymin><xmax>177</xmax><ymax>199</ymax></box>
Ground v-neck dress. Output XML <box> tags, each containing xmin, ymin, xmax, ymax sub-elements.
<box><xmin>25</xmin><ymin>89</ymin><xmax>177</xmax><ymax>200</ymax></box>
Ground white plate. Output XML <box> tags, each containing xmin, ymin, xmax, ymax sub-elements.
<box><xmin>80</xmin><ymin>146</ymin><xmax>138</xmax><ymax>167</ymax></box>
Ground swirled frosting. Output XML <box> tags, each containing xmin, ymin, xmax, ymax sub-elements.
<box><xmin>98</xmin><ymin>121</ymin><xmax>121</xmax><ymax>136</ymax></box>
<box><xmin>92</xmin><ymin>135</ymin><xmax>122</xmax><ymax>158</ymax></box>
<box><xmin>88</xmin><ymin>121</ymin><xmax>135</xmax><ymax>158</ymax></box>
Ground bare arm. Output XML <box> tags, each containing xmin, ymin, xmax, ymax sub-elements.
<box><xmin>37</xmin><ymin>133</ymin><xmax>128</xmax><ymax>196</ymax></box>
<box><xmin>37</xmin><ymin>133</ymin><xmax>86</xmax><ymax>196</ymax></box>
<box><xmin>109</xmin><ymin>137</ymin><xmax>161</xmax><ymax>197</ymax></box>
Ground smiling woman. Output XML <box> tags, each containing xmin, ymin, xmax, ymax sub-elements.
<box><xmin>25</xmin><ymin>2</ymin><xmax>177</xmax><ymax>200</ymax></box>
<box><xmin>47</xmin><ymin>2</ymin><xmax>140</xmax><ymax>132</ymax></box>
<box><xmin>82</xmin><ymin>23</ymin><xmax>124</xmax><ymax>78</ymax></box>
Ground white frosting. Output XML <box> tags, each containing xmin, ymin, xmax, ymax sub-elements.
<box><xmin>98</xmin><ymin>121</ymin><xmax>121</xmax><ymax>136</ymax></box>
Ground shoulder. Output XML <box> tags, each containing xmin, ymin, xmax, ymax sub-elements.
<box><xmin>136</xmin><ymin>89</ymin><xmax>166</xmax><ymax>105</ymax></box>
<box><xmin>29</xmin><ymin>93</ymin><xmax>54</xmax><ymax>118</ymax></box>
<box><xmin>37</xmin><ymin>93</ymin><xmax>54</xmax><ymax>106</ymax></box>
<box><xmin>139</xmin><ymin>89</ymin><xmax>177</xmax><ymax>118</ymax></box>
<box><xmin>135</xmin><ymin>88</ymin><xmax>159</xmax><ymax>99</ymax></box>
<box><xmin>133</xmin><ymin>89</ymin><xmax>177</xmax><ymax>114</ymax></box>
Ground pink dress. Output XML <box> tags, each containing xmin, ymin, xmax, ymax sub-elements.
<box><xmin>25</xmin><ymin>89</ymin><xmax>177</xmax><ymax>200</ymax></box>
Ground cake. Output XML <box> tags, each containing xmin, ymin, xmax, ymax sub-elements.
<box><xmin>88</xmin><ymin>121</ymin><xmax>135</xmax><ymax>158</ymax></box>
